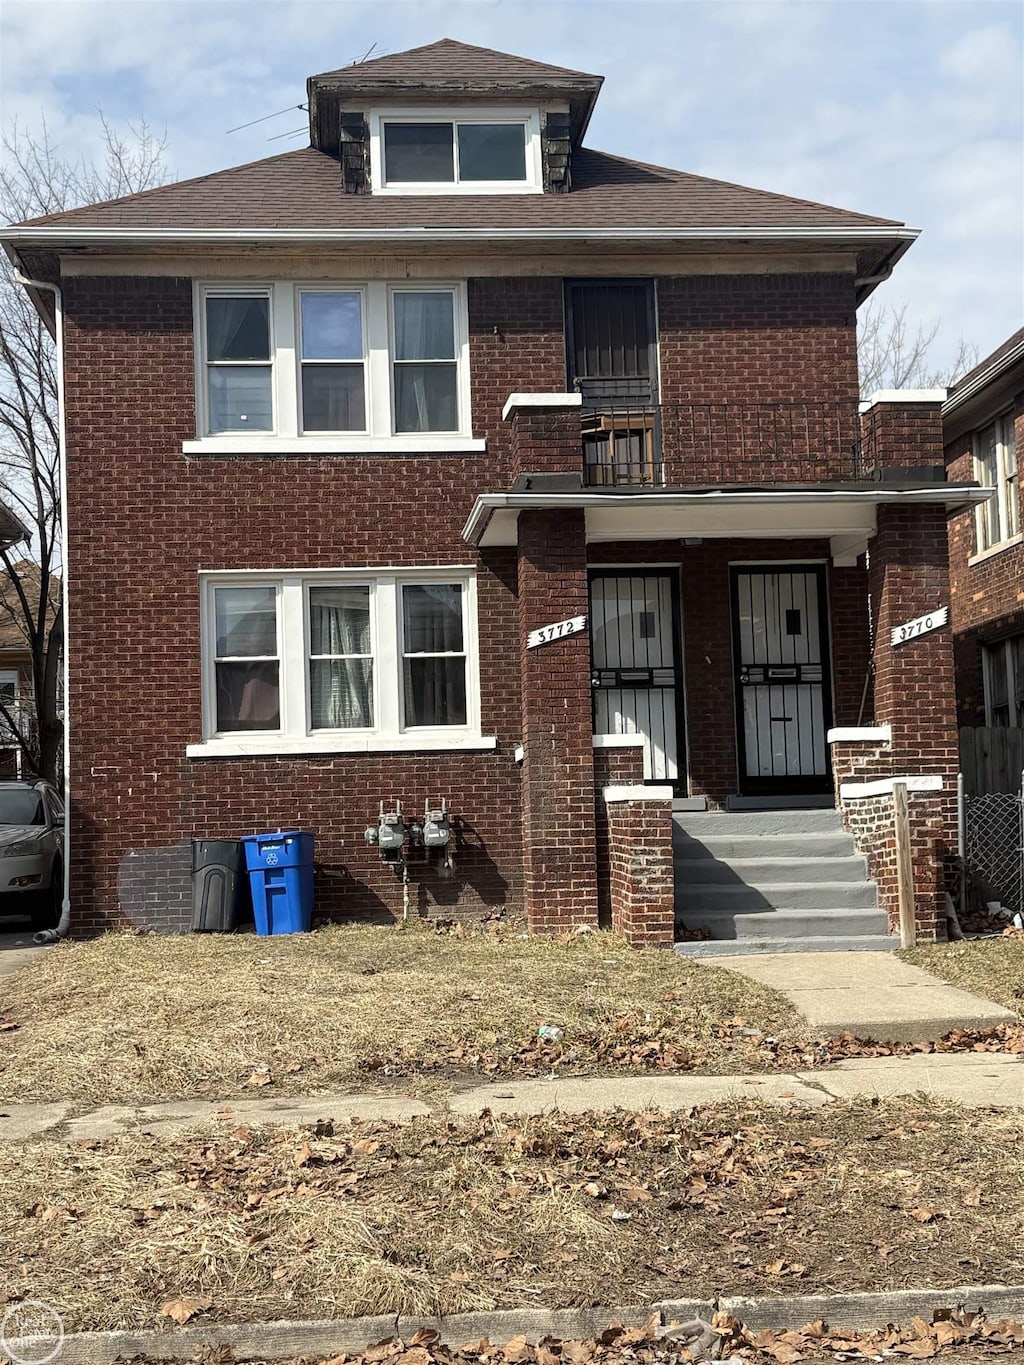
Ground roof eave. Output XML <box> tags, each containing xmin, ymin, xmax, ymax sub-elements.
<box><xmin>943</xmin><ymin>337</ymin><xmax>1024</xmax><ymax>418</ymax></box>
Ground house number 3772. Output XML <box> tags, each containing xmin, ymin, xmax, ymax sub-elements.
<box><xmin>889</xmin><ymin>606</ymin><xmax>949</xmax><ymax>646</ymax></box>
<box><xmin>527</xmin><ymin>615</ymin><xmax>588</xmax><ymax>649</ymax></box>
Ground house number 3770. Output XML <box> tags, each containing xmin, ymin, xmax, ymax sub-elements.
<box><xmin>890</xmin><ymin>606</ymin><xmax>949</xmax><ymax>646</ymax></box>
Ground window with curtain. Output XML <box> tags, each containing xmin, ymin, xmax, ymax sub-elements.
<box><xmin>213</xmin><ymin>585</ymin><xmax>280</xmax><ymax>731</ymax></box>
<box><xmin>308</xmin><ymin>584</ymin><xmax>374</xmax><ymax>729</ymax></box>
<box><xmin>393</xmin><ymin>291</ymin><xmax>458</xmax><ymax>433</ymax></box>
<box><xmin>401</xmin><ymin>583</ymin><xmax>467</xmax><ymax>727</ymax></box>
<box><xmin>975</xmin><ymin>412</ymin><xmax>1019</xmax><ymax>551</ymax></box>
<box><xmin>205</xmin><ymin>293</ymin><xmax>273</xmax><ymax>433</ymax></box>
<box><xmin>299</xmin><ymin>292</ymin><xmax>366</xmax><ymax>432</ymax></box>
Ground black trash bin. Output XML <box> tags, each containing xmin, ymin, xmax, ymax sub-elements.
<box><xmin>191</xmin><ymin>839</ymin><xmax>247</xmax><ymax>932</ymax></box>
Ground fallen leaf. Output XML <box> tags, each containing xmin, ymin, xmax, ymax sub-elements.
<box><xmin>160</xmin><ymin>1297</ymin><xmax>212</xmax><ymax>1326</ymax></box>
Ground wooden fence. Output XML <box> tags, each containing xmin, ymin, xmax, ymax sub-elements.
<box><xmin>960</xmin><ymin>726</ymin><xmax>1024</xmax><ymax>795</ymax></box>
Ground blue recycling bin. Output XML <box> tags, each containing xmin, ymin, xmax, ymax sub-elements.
<box><xmin>241</xmin><ymin>831</ymin><xmax>315</xmax><ymax>935</ymax></box>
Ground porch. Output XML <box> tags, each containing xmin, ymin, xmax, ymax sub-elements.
<box><xmin>466</xmin><ymin>391</ymin><xmax>992</xmax><ymax>950</ymax></box>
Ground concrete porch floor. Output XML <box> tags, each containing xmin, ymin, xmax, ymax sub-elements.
<box><xmin>718</xmin><ymin>950</ymin><xmax>1017</xmax><ymax>1044</ymax></box>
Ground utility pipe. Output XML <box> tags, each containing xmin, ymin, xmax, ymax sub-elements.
<box><xmin>13</xmin><ymin>268</ymin><xmax>71</xmax><ymax>944</ymax></box>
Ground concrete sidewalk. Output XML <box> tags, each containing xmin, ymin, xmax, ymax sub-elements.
<box><xmin>717</xmin><ymin>950</ymin><xmax>1016</xmax><ymax>1043</ymax></box>
<box><xmin>1</xmin><ymin>1050</ymin><xmax>1020</xmax><ymax>1142</ymax></box>
<box><xmin>0</xmin><ymin>928</ymin><xmax>45</xmax><ymax>982</ymax></box>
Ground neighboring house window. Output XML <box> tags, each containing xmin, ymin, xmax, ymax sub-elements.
<box><xmin>369</xmin><ymin>108</ymin><xmax>542</xmax><ymax>194</ymax></box>
<box><xmin>0</xmin><ymin>670</ymin><xmax>17</xmax><ymax>745</ymax></box>
<box><xmin>983</xmin><ymin>635</ymin><xmax>1024</xmax><ymax>728</ymax></box>
<box><xmin>194</xmin><ymin>282</ymin><xmax>471</xmax><ymax>445</ymax></box>
<box><xmin>199</xmin><ymin>571</ymin><xmax>481</xmax><ymax>751</ymax></box>
<box><xmin>975</xmin><ymin>412</ymin><xmax>1019</xmax><ymax>551</ymax></box>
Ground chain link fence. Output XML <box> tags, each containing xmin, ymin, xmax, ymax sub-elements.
<box><xmin>960</xmin><ymin>776</ymin><xmax>1024</xmax><ymax>918</ymax></box>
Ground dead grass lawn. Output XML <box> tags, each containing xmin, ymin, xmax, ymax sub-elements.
<box><xmin>1</xmin><ymin>1099</ymin><xmax>1020</xmax><ymax>1334</ymax></box>
<box><xmin>903</xmin><ymin>938</ymin><xmax>1024</xmax><ymax>1014</ymax></box>
<box><xmin>0</xmin><ymin>925</ymin><xmax>801</xmax><ymax>1107</ymax></box>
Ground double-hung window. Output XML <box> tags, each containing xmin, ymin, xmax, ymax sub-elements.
<box><xmin>299</xmin><ymin>291</ymin><xmax>367</xmax><ymax>433</ymax></box>
<box><xmin>974</xmin><ymin>412</ymin><xmax>1019</xmax><ymax>552</ymax></box>
<box><xmin>983</xmin><ymin>635</ymin><xmax>1024</xmax><ymax>728</ymax></box>
<box><xmin>195</xmin><ymin>571</ymin><xmax>486</xmax><ymax>755</ymax></box>
<box><xmin>204</xmin><ymin>292</ymin><xmax>274</xmax><ymax>433</ymax></box>
<box><xmin>194</xmin><ymin>283</ymin><xmax>473</xmax><ymax>448</ymax></box>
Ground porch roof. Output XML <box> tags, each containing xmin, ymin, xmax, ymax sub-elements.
<box><xmin>462</xmin><ymin>482</ymin><xmax>993</xmax><ymax>557</ymax></box>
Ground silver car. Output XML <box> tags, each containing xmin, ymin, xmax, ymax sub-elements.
<box><xmin>0</xmin><ymin>781</ymin><xmax>64</xmax><ymax>930</ymax></box>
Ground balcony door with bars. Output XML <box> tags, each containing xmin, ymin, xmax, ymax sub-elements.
<box><xmin>566</xmin><ymin>280</ymin><xmax>660</xmax><ymax>485</ymax></box>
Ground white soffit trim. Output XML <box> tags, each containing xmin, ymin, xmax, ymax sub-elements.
<box><xmin>593</xmin><ymin>734</ymin><xmax>646</xmax><ymax>748</ymax></box>
<box><xmin>0</xmin><ymin>225</ymin><xmax>922</xmax><ymax>247</ymax></box>
<box><xmin>502</xmin><ymin>392</ymin><xmax>582</xmax><ymax>421</ymax></box>
<box><xmin>603</xmin><ymin>784</ymin><xmax>674</xmax><ymax>802</ymax></box>
<box><xmin>462</xmin><ymin>486</ymin><xmax>992</xmax><ymax>547</ymax></box>
<box><xmin>827</xmin><ymin>725</ymin><xmax>892</xmax><ymax>744</ymax></box>
<box><xmin>839</xmin><ymin>774</ymin><xmax>944</xmax><ymax>799</ymax></box>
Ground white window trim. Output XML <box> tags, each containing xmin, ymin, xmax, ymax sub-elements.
<box><xmin>973</xmin><ymin>411</ymin><xmax>1018</xmax><ymax>552</ymax></box>
<box><xmin>369</xmin><ymin>106</ymin><xmax>543</xmax><ymax>196</ymax></box>
<box><xmin>190</xmin><ymin>568</ymin><xmax>493</xmax><ymax>758</ymax></box>
<box><xmin>188</xmin><ymin>281</ymin><xmax>483</xmax><ymax>454</ymax></box>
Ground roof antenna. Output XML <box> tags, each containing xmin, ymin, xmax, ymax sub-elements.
<box><xmin>353</xmin><ymin>42</ymin><xmax>378</xmax><ymax>65</ymax></box>
<box><xmin>225</xmin><ymin>105</ymin><xmax>308</xmax><ymax>136</ymax></box>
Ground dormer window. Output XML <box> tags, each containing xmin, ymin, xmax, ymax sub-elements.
<box><xmin>370</xmin><ymin>108</ymin><xmax>542</xmax><ymax>194</ymax></box>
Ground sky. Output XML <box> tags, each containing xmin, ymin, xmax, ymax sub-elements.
<box><xmin>1</xmin><ymin>0</ymin><xmax>1022</xmax><ymax>375</ymax></box>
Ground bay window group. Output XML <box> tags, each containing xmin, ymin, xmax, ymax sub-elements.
<box><xmin>204</xmin><ymin>571</ymin><xmax>476</xmax><ymax>747</ymax></box>
<box><xmin>198</xmin><ymin>281</ymin><xmax>468</xmax><ymax>441</ymax></box>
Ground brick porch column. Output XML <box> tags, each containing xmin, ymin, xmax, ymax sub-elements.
<box><xmin>867</xmin><ymin>501</ymin><xmax>959</xmax><ymax>937</ymax></box>
<box><xmin>508</xmin><ymin>393</ymin><xmax>598</xmax><ymax>933</ymax></box>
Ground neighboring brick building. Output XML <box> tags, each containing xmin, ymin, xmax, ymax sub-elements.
<box><xmin>2</xmin><ymin>39</ymin><xmax>989</xmax><ymax>948</ymax></box>
<box><xmin>943</xmin><ymin>330</ymin><xmax>1024</xmax><ymax>751</ymax></box>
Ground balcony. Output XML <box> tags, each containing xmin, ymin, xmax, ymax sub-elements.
<box><xmin>581</xmin><ymin>400</ymin><xmax>863</xmax><ymax>487</ymax></box>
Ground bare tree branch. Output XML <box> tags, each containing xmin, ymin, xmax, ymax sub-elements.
<box><xmin>858</xmin><ymin>300</ymin><xmax>980</xmax><ymax>397</ymax></box>
<box><xmin>0</xmin><ymin>115</ymin><xmax>168</xmax><ymax>780</ymax></box>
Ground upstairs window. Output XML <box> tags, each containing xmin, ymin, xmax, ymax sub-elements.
<box><xmin>299</xmin><ymin>291</ymin><xmax>366</xmax><ymax>433</ymax></box>
<box><xmin>983</xmin><ymin>635</ymin><xmax>1024</xmax><ymax>727</ymax></box>
<box><xmin>974</xmin><ymin>411</ymin><xmax>1019</xmax><ymax>551</ymax></box>
<box><xmin>204</xmin><ymin>292</ymin><xmax>273</xmax><ymax>433</ymax></box>
<box><xmin>371</xmin><ymin>108</ymin><xmax>541</xmax><ymax>194</ymax></box>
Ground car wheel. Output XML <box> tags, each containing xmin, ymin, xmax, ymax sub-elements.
<box><xmin>30</xmin><ymin>861</ymin><xmax>62</xmax><ymax>932</ymax></box>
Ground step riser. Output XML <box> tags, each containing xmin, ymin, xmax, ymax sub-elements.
<box><xmin>677</xmin><ymin>909</ymin><xmax>890</xmax><ymax>940</ymax></box>
<box><xmin>675</xmin><ymin>935</ymin><xmax>899</xmax><ymax>958</ymax></box>
<box><xmin>675</xmin><ymin>882</ymin><xmax>879</xmax><ymax>913</ymax></box>
<box><xmin>674</xmin><ymin>810</ymin><xmax>843</xmax><ymax>837</ymax></box>
<box><xmin>674</xmin><ymin>834</ymin><xmax>858</xmax><ymax>862</ymax></box>
<box><xmin>674</xmin><ymin>856</ymin><xmax>868</xmax><ymax>886</ymax></box>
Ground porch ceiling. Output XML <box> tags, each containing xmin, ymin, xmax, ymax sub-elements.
<box><xmin>463</xmin><ymin>485</ymin><xmax>993</xmax><ymax>560</ymax></box>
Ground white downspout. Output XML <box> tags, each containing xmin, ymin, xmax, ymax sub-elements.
<box><xmin>13</xmin><ymin>269</ymin><xmax>71</xmax><ymax>944</ymax></box>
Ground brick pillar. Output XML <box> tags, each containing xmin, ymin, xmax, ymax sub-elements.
<box><xmin>605</xmin><ymin>787</ymin><xmax>676</xmax><ymax>948</ymax></box>
<box><xmin>517</xmin><ymin>507</ymin><xmax>599</xmax><ymax>933</ymax></box>
<box><xmin>866</xmin><ymin>502</ymin><xmax>959</xmax><ymax>938</ymax></box>
<box><xmin>506</xmin><ymin>395</ymin><xmax>583</xmax><ymax>483</ymax></box>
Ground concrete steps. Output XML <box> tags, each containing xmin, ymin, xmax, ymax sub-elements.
<box><xmin>673</xmin><ymin>807</ymin><xmax>893</xmax><ymax>957</ymax></box>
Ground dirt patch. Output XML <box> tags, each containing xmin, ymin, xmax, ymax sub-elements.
<box><xmin>1</xmin><ymin>1100</ymin><xmax>1021</xmax><ymax>1335</ymax></box>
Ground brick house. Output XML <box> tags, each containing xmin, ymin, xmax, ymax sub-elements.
<box><xmin>1</xmin><ymin>39</ymin><xmax>990</xmax><ymax>949</ymax></box>
<box><xmin>943</xmin><ymin>329</ymin><xmax>1023</xmax><ymax>784</ymax></box>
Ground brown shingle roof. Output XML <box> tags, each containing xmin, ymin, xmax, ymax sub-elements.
<box><xmin>947</xmin><ymin>326</ymin><xmax>1024</xmax><ymax>397</ymax></box>
<box><xmin>15</xmin><ymin>145</ymin><xmax>901</xmax><ymax>232</ymax></box>
<box><xmin>311</xmin><ymin>38</ymin><xmax>600</xmax><ymax>85</ymax></box>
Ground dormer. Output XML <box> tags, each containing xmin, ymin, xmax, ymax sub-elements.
<box><xmin>306</xmin><ymin>38</ymin><xmax>603</xmax><ymax>195</ymax></box>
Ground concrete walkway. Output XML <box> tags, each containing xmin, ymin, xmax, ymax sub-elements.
<box><xmin>717</xmin><ymin>950</ymin><xmax>1016</xmax><ymax>1043</ymax></box>
<box><xmin>0</xmin><ymin>928</ymin><xmax>45</xmax><ymax>982</ymax></box>
<box><xmin>1</xmin><ymin>1050</ymin><xmax>1021</xmax><ymax>1142</ymax></box>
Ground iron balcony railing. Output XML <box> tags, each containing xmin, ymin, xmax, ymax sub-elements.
<box><xmin>581</xmin><ymin>400</ymin><xmax>864</xmax><ymax>487</ymax></box>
